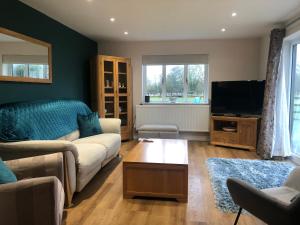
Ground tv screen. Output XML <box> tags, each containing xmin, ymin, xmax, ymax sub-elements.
<box><xmin>211</xmin><ymin>80</ymin><xmax>265</xmax><ymax>115</ymax></box>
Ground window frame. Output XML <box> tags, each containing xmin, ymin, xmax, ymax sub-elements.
<box><xmin>142</xmin><ymin>63</ymin><xmax>209</xmax><ymax>105</ymax></box>
<box><xmin>290</xmin><ymin>40</ymin><xmax>300</xmax><ymax>157</ymax></box>
<box><xmin>290</xmin><ymin>43</ymin><xmax>297</xmax><ymax>139</ymax></box>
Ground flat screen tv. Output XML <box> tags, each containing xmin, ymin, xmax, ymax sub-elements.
<box><xmin>211</xmin><ymin>80</ymin><xmax>265</xmax><ymax>116</ymax></box>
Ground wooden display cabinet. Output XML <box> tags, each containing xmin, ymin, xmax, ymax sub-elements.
<box><xmin>210</xmin><ymin>116</ymin><xmax>260</xmax><ymax>151</ymax></box>
<box><xmin>90</xmin><ymin>55</ymin><xmax>132</xmax><ymax>141</ymax></box>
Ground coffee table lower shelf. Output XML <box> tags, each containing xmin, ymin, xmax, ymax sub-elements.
<box><xmin>123</xmin><ymin>162</ymin><xmax>188</xmax><ymax>202</ymax></box>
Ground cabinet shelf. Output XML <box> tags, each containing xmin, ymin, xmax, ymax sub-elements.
<box><xmin>104</xmin><ymin>71</ymin><xmax>113</xmax><ymax>74</ymax></box>
<box><xmin>119</xmin><ymin>112</ymin><xmax>127</xmax><ymax>115</ymax></box>
<box><xmin>118</xmin><ymin>72</ymin><xmax>127</xmax><ymax>75</ymax></box>
<box><xmin>216</xmin><ymin>130</ymin><xmax>237</xmax><ymax>134</ymax></box>
<box><xmin>105</xmin><ymin>113</ymin><xmax>114</xmax><ymax>116</ymax></box>
<box><xmin>104</xmin><ymin>93</ymin><xmax>114</xmax><ymax>97</ymax></box>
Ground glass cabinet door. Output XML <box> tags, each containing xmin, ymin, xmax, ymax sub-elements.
<box><xmin>103</xmin><ymin>59</ymin><xmax>116</xmax><ymax>118</ymax></box>
<box><xmin>117</xmin><ymin>61</ymin><xmax>129</xmax><ymax>127</ymax></box>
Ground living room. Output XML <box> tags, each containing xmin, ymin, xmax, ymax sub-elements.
<box><xmin>0</xmin><ymin>0</ymin><xmax>300</xmax><ymax>225</ymax></box>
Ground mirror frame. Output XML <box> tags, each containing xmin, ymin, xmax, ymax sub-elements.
<box><xmin>0</xmin><ymin>27</ymin><xmax>52</xmax><ymax>83</ymax></box>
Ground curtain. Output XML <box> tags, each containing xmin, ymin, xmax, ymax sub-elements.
<box><xmin>257</xmin><ymin>28</ymin><xmax>286</xmax><ymax>159</ymax></box>
<box><xmin>272</xmin><ymin>41</ymin><xmax>292</xmax><ymax>157</ymax></box>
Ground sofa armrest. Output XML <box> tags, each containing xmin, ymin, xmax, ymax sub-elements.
<box><xmin>284</xmin><ymin>167</ymin><xmax>300</xmax><ymax>191</ymax></box>
<box><xmin>227</xmin><ymin>178</ymin><xmax>290</xmax><ymax>225</ymax></box>
<box><xmin>0</xmin><ymin>141</ymin><xmax>77</xmax><ymax>206</ymax></box>
<box><xmin>99</xmin><ymin>118</ymin><xmax>121</xmax><ymax>134</ymax></box>
<box><xmin>6</xmin><ymin>153</ymin><xmax>64</xmax><ymax>186</ymax></box>
<box><xmin>0</xmin><ymin>176</ymin><xmax>65</xmax><ymax>225</ymax></box>
<box><xmin>0</xmin><ymin>140</ymin><xmax>78</xmax><ymax>162</ymax></box>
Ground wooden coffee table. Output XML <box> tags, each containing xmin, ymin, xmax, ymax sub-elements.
<box><xmin>123</xmin><ymin>139</ymin><xmax>188</xmax><ymax>202</ymax></box>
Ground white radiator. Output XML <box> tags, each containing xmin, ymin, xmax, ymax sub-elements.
<box><xmin>135</xmin><ymin>105</ymin><xmax>210</xmax><ymax>132</ymax></box>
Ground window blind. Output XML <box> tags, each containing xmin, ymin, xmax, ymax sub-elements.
<box><xmin>2</xmin><ymin>55</ymin><xmax>48</xmax><ymax>64</ymax></box>
<box><xmin>142</xmin><ymin>54</ymin><xmax>208</xmax><ymax>65</ymax></box>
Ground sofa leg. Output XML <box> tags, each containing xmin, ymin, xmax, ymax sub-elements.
<box><xmin>234</xmin><ymin>207</ymin><xmax>242</xmax><ymax>225</ymax></box>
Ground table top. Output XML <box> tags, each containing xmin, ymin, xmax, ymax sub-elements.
<box><xmin>123</xmin><ymin>139</ymin><xmax>188</xmax><ymax>165</ymax></box>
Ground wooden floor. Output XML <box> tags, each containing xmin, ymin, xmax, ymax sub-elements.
<box><xmin>63</xmin><ymin>141</ymin><xmax>265</xmax><ymax>225</ymax></box>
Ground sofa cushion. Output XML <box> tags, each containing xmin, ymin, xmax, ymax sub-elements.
<box><xmin>137</xmin><ymin>124</ymin><xmax>179</xmax><ymax>132</ymax></box>
<box><xmin>58</xmin><ymin>130</ymin><xmax>80</xmax><ymax>142</ymax></box>
<box><xmin>73</xmin><ymin>133</ymin><xmax>121</xmax><ymax>159</ymax></box>
<box><xmin>77</xmin><ymin>112</ymin><xmax>102</xmax><ymax>138</ymax></box>
<box><xmin>74</xmin><ymin>143</ymin><xmax>106</xmax><ymax>178</ymax></box>
<box><xmin>0</xmin><ymin>159</ymin><xmax>17</xmax><ymax>184</ymax></box>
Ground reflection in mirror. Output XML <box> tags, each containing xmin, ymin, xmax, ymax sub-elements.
<box><xmin>0</xmin><ymin>28</ymin><xmax>52</xmax><ymax>83</ymax></box>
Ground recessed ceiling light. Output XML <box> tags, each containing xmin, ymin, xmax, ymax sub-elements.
<box><xmin>221</xmin><ymin>28</ymin><xmax>226</xmax><ymax>32</ymax></box>
<box><xmin>110</xmin><ymin>18</ymin><xmax>115</xmax><ymax>22</ymax></box>
<box><xmin>86</xmin><ymin>0</ymin><xmax>93</xmax><ymax>2</ymax></box>
<box><xmin>124</xmin><ymin>31</ymin><xmax>129</xmax><ymax>35</ymax></box>
<box><xmin>232</xmin><ymin>12</ymin><xmax>237</xmax><ymax>17</ymax></box>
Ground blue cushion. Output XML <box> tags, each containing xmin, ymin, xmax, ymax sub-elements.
<box><xmin>0</xmin><ymin>159</ymin><xmax>17</xmax><ymax>184</ymax></box>
<box><xmin>77</xmin><ymin>112</ymin><xmax>102</xmax><ymax>138</ymax></box>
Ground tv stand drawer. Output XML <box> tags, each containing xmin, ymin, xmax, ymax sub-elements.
<box><xmin>211</xmin><ymin>131</ymin><xmax>238</xmax><ymax>144</ymax></box>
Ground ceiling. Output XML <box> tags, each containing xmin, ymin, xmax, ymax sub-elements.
<box><xmin>21</xmin><ymin>0</ymin><xmax>300</xmax><ymax>42</ymax></box>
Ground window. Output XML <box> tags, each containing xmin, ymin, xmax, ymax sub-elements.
<box><xmin>143</xmin><ymin>55</ymin><xmax>209</xmax><ymax>104</ymax></box>
<box><xmin>166</xmin><ymin>65</ymin><xmax>184</xmax><ymax>101</ymax></box>
<box><xmin>187</xmin><ymin>64</ymin><xmax>207</xmax><ymax>101</ymax></box>
<box><xmin>13</xmin><ymin>64</ymin><xmax>27</xmax><ymax>77</ymax></box>
<box><xmin>2</xmin><ymin>63</ymin><xmax>49</xmax><ymax>79</ymax></box>
<box><xmin>290</xmin><ymin>43</ymin><xmax>300</xmax><ymax>156</ymax></box>
<box><xmin>144</xmin><ymin>65</ymin><xmax>163</xmax><ymax>102</ymax></box>
<box><xmin>1</xmin><ymin>55</ymin><xmax>49</xmax><ymax>79</ymax></box>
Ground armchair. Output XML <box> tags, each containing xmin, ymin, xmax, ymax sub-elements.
<box><xmin>0</xmin><ymin>153</ymin><xmax>65</xmax><ymax>225</ymax></box>
<box><xmin>227</xmin><ymin>167</ymin><xmax>300</xmax><ymax>225</ymax></box>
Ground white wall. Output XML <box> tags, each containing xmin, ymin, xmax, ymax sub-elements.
<box><xmin>259</xmin><ymin>35</ymin><xmax>270</xmax><ymax>80</ymax></box>
<box><xmin>99</xmin><ymin>38</ymin><xmax>261</xmax><ymax>112</ymax></box>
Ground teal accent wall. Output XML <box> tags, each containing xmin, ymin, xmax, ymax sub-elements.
<box><xmin>0</xmin><ymin>0</ymin><xmax>97</xmax><ymax>104</ymax></box>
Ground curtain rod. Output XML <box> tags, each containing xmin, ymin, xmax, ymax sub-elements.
<box><xmin>286</xmin><ymin>16</ymin><xmax>300</xmax><ymax>28</ymax></box>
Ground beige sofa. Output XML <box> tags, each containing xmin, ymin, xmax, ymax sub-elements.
<box><xmin>0</xmin><ymin>118</ymin><xmax>121</xmax><ymax>206</ymax></box>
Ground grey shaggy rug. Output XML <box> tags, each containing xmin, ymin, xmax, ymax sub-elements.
<box><xmin>206</xmin><ymin>158</ymin><xmax>294</xmax><ymax>213</ymax></box>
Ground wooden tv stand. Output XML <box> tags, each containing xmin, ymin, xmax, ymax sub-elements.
<box><xmin>210</xmin><ymin>116</ymin><xmax>260</xmax><ymax>151</ymax></box>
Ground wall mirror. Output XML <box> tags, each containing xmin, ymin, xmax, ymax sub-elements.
<box><xmin>0</xmin><ymin>27</ymin><xmax>52</xmax><ymax>83</ymax></box>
